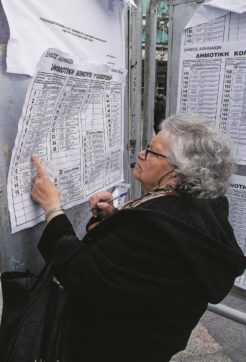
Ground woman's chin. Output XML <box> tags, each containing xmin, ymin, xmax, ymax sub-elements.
<box><xmin>132</xmin><ymin>166</ymin><xmax>140</xmax><ymax>180</ymax></box>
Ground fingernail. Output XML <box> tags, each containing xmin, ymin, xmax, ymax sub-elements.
<box><xmin>97</xmin><ymin>202</ymin><xmax>107</xmax><ymax>208</ymax></box>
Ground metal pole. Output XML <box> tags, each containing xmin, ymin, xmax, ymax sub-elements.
<box><xmin>142</xmin><ymin>0</ymin><xmax>161</xmax><ymax>149</ymax></box>
<box><xmin>208</xmin><ymin>303</ymin><xmax>246</xmax><ymax>326</ymax></box>
<box><xmin>128</xmin><ymin>0</ymin><xmax>143</xmax><ymax>199</ymax></box>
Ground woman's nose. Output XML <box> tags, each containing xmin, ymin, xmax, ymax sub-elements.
<box><xmin>138</xmin><ymin>149</ymin><xmax>146</xmax><ymax>160</ymax></box>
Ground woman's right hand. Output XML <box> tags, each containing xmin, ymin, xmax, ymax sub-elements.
<box><xmin>31</xmin><ymin>154</ymin><xmax>61</xmax><ymax>214</ymax></box>
<box><xmin>89</xmin><ymin>191</ymin><xmax>115</xmax><ymax>218</ymax></box>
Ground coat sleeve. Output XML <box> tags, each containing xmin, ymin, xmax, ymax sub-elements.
<box><xmin>38</xmin><ymin>212</ymin><xmax>178</xmax><ymax>312</ymax></box>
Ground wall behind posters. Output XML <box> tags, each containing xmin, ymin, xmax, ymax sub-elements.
<box><xmin>0</xmin><ymin>1</ymin><xmax>128</xmax><ymax>272</ymax></box>
<box><xmin>167</xmin><ymin>0</ymin><xmax>246</xmax><ymax>290</ymax></box>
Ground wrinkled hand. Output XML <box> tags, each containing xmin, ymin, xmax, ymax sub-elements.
<box><xmin>31</xmin><ymin>154</ymin><xmax>61</xmax><ymax>213</ymax></box>
<box><xmin>89</xmin><ymin>191</ymin><xmax>115</xmax><ymax>218</ymax></box>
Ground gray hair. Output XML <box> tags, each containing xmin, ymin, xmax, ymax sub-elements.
<box><xmin>160</xmin><ymin>113</ymin><xmax>235</xmax><ymax>198</ymax></box>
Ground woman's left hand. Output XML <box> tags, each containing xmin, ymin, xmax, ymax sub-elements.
<box><xmin>31</xmin><ymin>154</ymin><xmax>61</xmax><ymax>214</ymax></box>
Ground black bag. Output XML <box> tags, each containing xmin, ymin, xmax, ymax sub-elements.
<box><xmin>0</xmin><ymin>270</ymin><xmax>37</xmax><ymax>357</ymax></box>
<box><xmin>0</xmin><ymin>263</ymin><xmax>69</xmax><ymax>362</ymax></box>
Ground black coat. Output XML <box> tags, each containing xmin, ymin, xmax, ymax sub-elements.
<box><xmin>38</xmin><ymin>194</ymin><xmax>246</xmax><ymax>362</ymax></box>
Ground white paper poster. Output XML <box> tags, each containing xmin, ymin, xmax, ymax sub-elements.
<box><xmin>7</xmin><ymin>49</ymin><xmax>126</xmax><ymax>233</ymax></box>
<box><xmin>2</xmin><ymin>0</ymin><xmax>126</xmax><ymax>75</ymax></box>
<box><xmin>227</xmin><ymin>174</ymin><xmax>246</xmax><ymax>290</ymax></box>
<box><xmin>177</xmin><ymin>5</ymin><xmax>246</xmax><ymax>165</ymax></box>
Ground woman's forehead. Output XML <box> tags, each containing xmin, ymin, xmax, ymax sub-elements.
<box><xmin>151</xmin><ymin>130</ymin><xmax>168</xmax><ymax>148</ymax></box>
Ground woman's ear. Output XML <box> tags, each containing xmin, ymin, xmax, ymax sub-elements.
<box><xmin>171</xmin><ymin>169</ymin><xmax>179</xmax><ymax>182</ymax></box>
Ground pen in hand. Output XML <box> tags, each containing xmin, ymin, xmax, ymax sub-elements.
<box><xmin>103</xmin><ymin>191</ymin><xmax>128</xmax><ymax>204</ymax></box>
<box><xmin>90</xmin><ymin>191</ymin><xmax>128</xmax><ymax>217</ymax></box>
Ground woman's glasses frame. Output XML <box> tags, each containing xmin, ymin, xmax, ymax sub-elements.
<box><xmin>144</xmin><ymin>146</ymin><xmax>167</xmax><ymax>160</ymax></box>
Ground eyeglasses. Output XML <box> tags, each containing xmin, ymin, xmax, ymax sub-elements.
<box><xmin>143</xmin><ymin>145</ymin><xmax>167</xmax><ymax>160</ymax></box>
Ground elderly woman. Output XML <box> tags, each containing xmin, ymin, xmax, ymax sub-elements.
<box><xmin>31</xmin><ymin>112</ymin><xmax>246</xmax><ymax>362</ymax></box>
